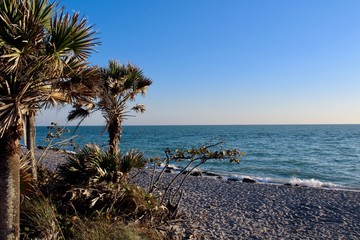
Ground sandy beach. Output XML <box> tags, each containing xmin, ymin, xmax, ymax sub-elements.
<box><xmin>133</xmin><ymin>170</ymin><xmax>360</xmax><ymax>240</ymax></box>
<box><xmin>39</xmin><ymin>150</ymin><xmax>360</xmax><ymax>239</ymax></box>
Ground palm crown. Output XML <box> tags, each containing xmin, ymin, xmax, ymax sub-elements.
<box><xmin>0</xmin><ymin>0</ymin><xmax>99</xmax><ymax>238</ymax></box>
<box><xmin>0</xmin><ymin>0</ymin><xmax>99</xmax><ymax>137</ymax></box>
<box><xmin>99</xmin><ymin>60</ymin><xmax>152</xmax><ymax>121</ymax></box>
<box><xmin>69</xmin><ymin>60</ymin><xmax>152</xmax><ymax>154</ymax></box>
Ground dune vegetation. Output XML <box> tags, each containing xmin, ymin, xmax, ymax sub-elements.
<box><xmin>0</xmin><ymin>1</ymin><xmax>242</xmax><ymax>239</ymax></box>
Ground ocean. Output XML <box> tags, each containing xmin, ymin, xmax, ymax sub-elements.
<box><xmin>35</xmin><ymin>125</ymin><xmax>360</xmax><ymax>190</ymax></box>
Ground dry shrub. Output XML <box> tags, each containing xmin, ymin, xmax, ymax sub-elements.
<box><xmin>72</xmin><ymin>219</ymin><xmax>162</xmax><ymax>240</ymax></box>
<box><xmin>21</xmin><ymin>196</ymin><xmax>62</xmax><ymax>240</ymax></box>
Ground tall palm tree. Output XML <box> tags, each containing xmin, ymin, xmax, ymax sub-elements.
<box><xmin>68</xmin><ymin>60</ymin><xmax>152</xmax><ymax>155</ymax></box>
<box><xmin>0</xmin><ymin>0</ymin><xmax>98</xmax><ymax>238</ymax></box>
<box><xmin>25</xmin><ymin>65</ymin><xmax>100</xmax><ymax>181</ymax></box>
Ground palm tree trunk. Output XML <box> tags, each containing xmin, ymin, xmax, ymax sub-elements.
<box><xmin>0</xmin><ymin>126</ymin><xmax>21</xmax><ymax>240</ymax></box>
<box><xmin>26</xmin><ymin>111</ymin><xmax>37</xmax><ymax>181</ymax></box>
<box><xmin>108</xmin><ymin>119</ymin><xmax>122</xmax><ymax>155</ymax></box>
<box><xmin>26</xmin><ymin>112</ymin><xmax>37</xmax><ymax>180</ymax></box>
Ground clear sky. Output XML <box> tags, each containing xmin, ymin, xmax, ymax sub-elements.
<box><xmin>38</xmin><ymin>0</ymin><xmax>360</xmax><ymax>126</ymax></box>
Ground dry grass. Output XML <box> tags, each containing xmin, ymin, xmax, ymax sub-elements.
<box><xmin>72</xmin><ymin>220</ymin><xmax>162</xmax><ymax>240</ymax></box>
<box><xmin>21</xmin><ymin>196</ymin><xmax>62</xmax><ymax>240</ymax></box>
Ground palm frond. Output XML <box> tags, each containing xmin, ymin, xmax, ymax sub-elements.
<box><xmin>0</xmin><ymin>0</ymin><xmax>55</xmax><ymax>72</ymax></box>
<box><xmin>0</xmin><ymin>102</ymin><xmax>18</xmax><ymax>137</ymax></box>
<box><xmin>44</xmin><ymin>90</ymin><xmax>67</xmax><ymax>107</ymax></box>
<box><xmin>67</xmin><ymin>107</ymin><xmax>91</xmax><ymax>121</ymax></box>
<box><xmin>67</xmin><ymin>60</ymin><xmax>151</xmax><ymax>153</ymax></box>
<box><xmin>49</xmin><ymin>11</ymin><xmax>99</xmax><ymax>62</ymax></box>
<box><xmin>0</xmin><ymin>0</ymin><xmax>98</xmax><ymax>137</ymax></box>
<box><xmin>131</xmin><ymin>104</ymin><xmax>146</xmax><ymax>113</ymax></box>
<box><xmin>119</xmin><ymin>150</ymin><xmax>146</xmax><ymax>174</ymax></box>
<box><xmin>58</xmin><ymin>144</ymin><xmax>120</xmax><ymax>184</ymax></box>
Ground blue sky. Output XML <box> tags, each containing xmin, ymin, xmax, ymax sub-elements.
<box><xmin>38</xmin><ymin>0</ymin><xmax>360</xmax><ymax>126</ymax></box>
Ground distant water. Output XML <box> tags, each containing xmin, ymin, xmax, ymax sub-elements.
<box><xmin>35</xmin><ymin>125</ymin><xmax>360</xmax><ymax>190</ymax></box>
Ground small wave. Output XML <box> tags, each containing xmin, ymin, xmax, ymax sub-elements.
<box><xmin>227</xmin><ymin>174</ymin><xmax>347</xmax><ymax>189</ymax></box>
<box><xmin>148</xmin><ymin>164</ymin><xmax>359</xmax><ymax>191</ymax></box>
<box><xmin>289</xmin><ymin>177</ymin><xmax>340</xmax><ymax>188</ymax></box>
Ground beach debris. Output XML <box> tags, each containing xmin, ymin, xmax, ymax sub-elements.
<box><xmin>204</xmin><ymin>171</ymin><xmax>221</xmax><ymax>177</ymax></box>
<box><xmin>242</xmin><ymin>178</ymin><xmax>256</xmax><ymax>183</ymax></box>
<box><xmin>190</xmin><ymin>171</ymin><xmax>202</xmax><ymax>177</ymax></box>
<box><xmin>227</xmin><ymin>177</ymin><xmax>240</xmax><ymax>182</ymax></box>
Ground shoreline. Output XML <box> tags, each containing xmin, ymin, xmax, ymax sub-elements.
<box><xmin>158</xmin><ymin>164</ymin><xmax>360</xmax><ymax>193</ymax></box>
<box><xmin>133</xmin><ymin>170</ymin><xmax>360</xmax><ymax>239</ymax></box>
<box><xmin>38</xmin><ymin>149</ymin><xmax>360</xmax><ymax>239</ymax></box>
<box><xmin>36</xmin><ymin>147</ymin><xmax>360</xmax><ymax>192</ymax></box>
<box><xmin>33</xmin><ymin>124</ymin><xmax>360</xmax><ymax>191</ymax></box>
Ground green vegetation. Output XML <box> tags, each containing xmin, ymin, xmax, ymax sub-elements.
<box><xmin>1</xmin><ymin>1</ymin><xmax>243</xmax><ymax>239</ymax></box>
<box><xmin>68</xmin><ymin>60</ymin><xmax>152</xmax><ymax>155</ymax></box>
<box><xmin>19</xmin><ymin>143</ymin><xmax>165</xmax><ymax>239</ymax></box>
<box><xmin>19</xmin><ymin>140</ymin><xmax>243</xmax><ymax>239</ymax></box>
<box><xmin>0</xmin><ymin>0</ymin><xmax>98</xmax><ymax>238</ymax></box>
<box><xmin>148</xmin><ymin>143</ymin><xmax>244</xmax><ymax>217</ymax></box>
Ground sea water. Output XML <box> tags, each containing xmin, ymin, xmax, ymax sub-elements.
<box><xmin>35</xmin><ymin>125</ymin><xmax>360</xmax><ymax>190</ymax></box>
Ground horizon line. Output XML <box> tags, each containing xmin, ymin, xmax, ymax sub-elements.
<box><xmin>36</xmin><ymin>123</ymin><xmax>360</xmax><ymax>127</ymax></box>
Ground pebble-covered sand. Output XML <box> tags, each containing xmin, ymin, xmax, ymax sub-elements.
<box><xmin>133</xmin><ymin>170</ymin><xmax>360</xmax><ymax>240</ymax></box>
<box><xmin>39</xmin><ymin>150</ymin><xmax>360</xmax><ymax>240</ymax></box>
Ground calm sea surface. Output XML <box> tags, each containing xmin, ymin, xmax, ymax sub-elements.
<box><xmin>35</xmin><ymin>125</ymin><xmax>360</xmax><ymax>190</ymax></box>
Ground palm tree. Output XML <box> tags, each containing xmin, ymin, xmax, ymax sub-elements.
<box><xmin>25</xmin><ymin>65</ymin><xmax>100</xmax><ymax>181</ymax></box>
<box><xmin>0</xmin><ymin>0</ymin><xmax>98</xmax><ymax>238</ymax></box>
<box><xmin>68</xmin><ymin>60</ymin><xmax>152</xmax><ymax>155</ymax></box>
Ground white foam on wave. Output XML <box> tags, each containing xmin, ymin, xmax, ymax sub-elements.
<box><xmin>155</xmin><ymin>163</ymin><xmax>203</xmax><ymax>173</ymax></box>
<box><xmin>227</xmin><ymin>174</ymin><xmax>250</xmax><ymax>181</ymax></box>
<box><xmin>227</xmin><ymin>174</ymin><xmax>278</xmax><ymax>183</ymax></box>
<box><xmin>226</xmin><ymin>174</ymin><xmax>347</xmax><ymax>190</ymax></box>
<box><xmin>289</xmin><ymin>177</ymin><xmax>340</xmax><ymax>188</ymax></box>
<box><xmin>255</xmin><ymin>177</ymin><xmax>282</xmax><ymax>184</ymax></box>
<box><xmin>149</xmin><ymin>164</ymin><xmax>359</xmax><ymax>191</ymax></box>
